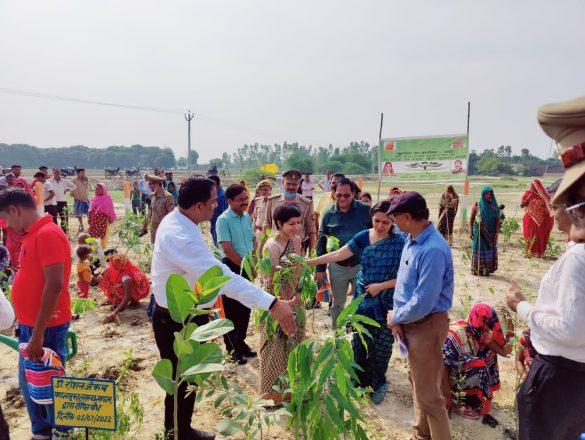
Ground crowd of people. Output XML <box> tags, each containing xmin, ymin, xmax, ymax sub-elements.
<box><xmin>0</xmin><ymin>95</ymin><xmax>584</xmax><ymax>440</ymax></box>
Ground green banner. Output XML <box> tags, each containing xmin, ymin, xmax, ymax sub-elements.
<box><xmin>379</xmin><ymin>134</ymin><xmax>468</xmax><ymax>181</ymax></box>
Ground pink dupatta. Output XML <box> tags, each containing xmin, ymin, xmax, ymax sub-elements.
<box><xmin>89</xmin><ymin>183</ymin><xmax>117</xmax><ymax>221</ymax></box>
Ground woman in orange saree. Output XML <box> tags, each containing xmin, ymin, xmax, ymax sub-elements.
<box><xmin>98</xmin><ymin>253</ymin><xmax>150</xmax><ymax>322</ymax></box>
<box><xmin>520</xmin><ymin>179</ymin><xmax>554</xmax><ymax>258</ymax></box>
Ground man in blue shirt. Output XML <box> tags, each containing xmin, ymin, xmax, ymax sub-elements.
<box><xmin>209</xmin><ymin>175</ymin><xmax>228</xmax><ymax>247</ymax></box>
<box><xmin>386</xmin><ymin>191</ymin><xmax>453</xmax><ymax>440</ymax></box>
<box><xmin>316</xmin><ymin>177</ymin><xmax>372</xmax><ymax>328</ymax></box>
<box><xmin>138</xmin><ymin>173</ymin><xmax>153</xmax><ymax>215</ymax></box>
<box><xmin>217</xmin><ymin>184</ymin><xmax>257</xmax><ymax>364</ymax></box>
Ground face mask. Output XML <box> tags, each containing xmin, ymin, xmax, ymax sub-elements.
<box><xmin>283</xmin><ymin>190</ymin><xmax>297</xmax><ymax>198</ymax></box>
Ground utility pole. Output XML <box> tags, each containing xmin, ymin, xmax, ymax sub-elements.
<box><xmin>185</xmin><ymin>110</ymin><xmax>194</xmax><ymax>171</ymax></box>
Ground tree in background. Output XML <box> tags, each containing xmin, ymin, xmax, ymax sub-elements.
<box><xmin>188</xmin><ymin>150</ymin><xmax>199</xmax><ymax>168</ymax></box>
<box><xmin>285</xmin><ymin>152</ymin><xmax>314</xmax><ymax>173</ymax></box>
<box><xmin>0</xmin><ymin>143</ymin><xmax>176</xmax><ymax>169</ymax></box>
<box><xmin>177</xmin><ymin>157</ymin><xmax>187</xmax><ymax>168</ymax></box>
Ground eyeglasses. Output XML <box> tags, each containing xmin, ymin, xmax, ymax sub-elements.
<box><xmin>565</xmin><ymin>201</ymin><xmax>585</xmax><ymax>223</ymax></box>
<box><xmin>335</xmin><ymin>193</ymin><xmax>352</xmax><ymax>199</ymax></box>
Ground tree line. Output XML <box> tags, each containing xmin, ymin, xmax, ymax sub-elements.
<box><xmin>0</xmin><ymin>144</ymin><xmax>176</xmax><ymax>169</ymax></box>
<box><xmin>210</xmin><ymin>141</ymin><xmax>377</xmax><ymax>175</ymax></box>
<box><xmin>0</xmin><ymin>141</ymin><xmax>560</xmax><ymax>177</ymax></box>
<box><xmin>468</xmin><ymin>146</ymin><xmax>563</xmax><ymax>176</ymax></box>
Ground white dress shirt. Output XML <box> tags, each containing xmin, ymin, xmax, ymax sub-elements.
<box><xmin>0</xmin><ymin>288</ymin><xmax>15</xmax><ymax>330</ymax></box>
<box><xmin>151</xmin><ymin>209</ymin><xmax>274</xmax><ymax>310</ymax></box>
<box><xmin>49</xmin><ymin>177</ymin><xmax>77</xmax><ymax>202</ymax></box>
<box><xmin>42</xmin><ymin>181</ymin><xmax>58</xmax><ymax>206</ymax></box>
<box><xmin>517</xmin><ymin>242</ymin><xmax>585</xmax><ymax>363</ymax></box>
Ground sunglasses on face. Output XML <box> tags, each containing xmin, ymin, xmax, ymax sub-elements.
<box><xmin>335</xmin><ymin>193</ymin><xmax>352</xmax><ymax>199</ymax></box>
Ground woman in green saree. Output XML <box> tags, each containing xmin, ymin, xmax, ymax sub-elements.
<box><xmin>469</xmin><ymin>186</ymin><xmax>500</xmax><ymax>276</ymax></box>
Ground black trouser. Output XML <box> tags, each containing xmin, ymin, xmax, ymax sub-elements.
<box><xmin>141</xmin><ymin>194</ymin><xmax>151</xmax><ymax>215</ymax></box>
<box><xmin>152</xmin><ymin>305</ymin><xmax>209</xmax><ymax>437</ymax></box>
<box><xmin>0</xmin><ymin>403</ymin><xmax>9</xmax><ymax>440</ymax></box>
<box><xmin>221</xmin><ymin>257</ymin><xmax>251</xmax><ymax>355</ymax></box>
<box><xmin>518</xmin><ymin>354</ymin><xmax>585</xmax><ymax>440</ymax></box>
<box><xmin>56</xmin><ymin>201</ymin><xmax>68</xmax><ymax>233</ymax></box>
<box><xmin>44</xmin><ymin>205</ymin><xmax>59</xmax><ymax>225</ymax></box>
<box><xmin>131</xmin><ymin>199</ymin><xmax>142</xmax><ymax>215</ymax></box>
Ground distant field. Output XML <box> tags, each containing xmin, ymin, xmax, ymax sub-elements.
<box><xmin>21</xmin><ymin>168</ymin><xmax>561</xmax><ymax>222</ymax></box>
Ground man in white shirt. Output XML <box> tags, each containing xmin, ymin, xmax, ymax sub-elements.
<box><xmin>507</xmin><ymin>95</ymin><xmax>585</xmax><ymax>440</ymax></box>
<box><xmin>138</xmin><ymin>173</ymin><xmax>153</xmax><ymax>214</ymax></box>
<box><xmin>151</xmin><ymin>176</ymin><xmax>297</xmax><ymax>440</ymax></box>
<box><xmin>301</xmin><ymin>172</ymin><xmax>314</xmax><ymax>199</ymax></box>
<box><xmin>49</xmin><ymin>168</ymin><xmax>76</xmax><ymax>234</ymax></box>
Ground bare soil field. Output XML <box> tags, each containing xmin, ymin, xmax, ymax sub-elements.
<box><xmin>1</xmin><ymin>172</ymin><xmax>563</xmax><ymax>439</ymax></box>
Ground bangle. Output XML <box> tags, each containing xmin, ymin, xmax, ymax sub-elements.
<box><xmin>268</xmin><ymin>297</ymin><xmax>278</xmax><ymax>311</ymax></box>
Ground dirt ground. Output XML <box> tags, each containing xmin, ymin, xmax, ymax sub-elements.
<box><xmin>0</xmin><ymin>173</ymin><xmax>563</xmax><ymax>439</ymax></box>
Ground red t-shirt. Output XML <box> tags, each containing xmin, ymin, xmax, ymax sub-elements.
<box><xmin>12</xmin><ymin>215</ymin><xmax>72</xmax><ymax>327</ymax></box>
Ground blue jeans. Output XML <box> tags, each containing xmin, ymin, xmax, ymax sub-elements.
<box><xmin>18</xmin><ymin>322</ymin><xmax>72</xmax><ymax>438</ymax></box>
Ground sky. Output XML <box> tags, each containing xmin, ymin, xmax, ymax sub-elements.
<box><xmin>1</xmin><ymin>0</ymin><xmax>583</xmax><ymax>162</ymax></box>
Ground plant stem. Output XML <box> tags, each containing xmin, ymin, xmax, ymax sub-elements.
<box><xmin>174</xmin><ymin>378</ymin><xmax>180</xmax><ymax>440</ymax></box>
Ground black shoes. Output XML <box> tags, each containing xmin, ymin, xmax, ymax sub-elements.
<box><xmin>192</xmin><ymin>428</ymin><xmax>216</xmax><ymax>440</ymax></box>
<box><xmin>165</xmin><ymin>427</ymin><xmax>216</xmax><ymax>440</ymax></box>
<box><xmin>240</xmin><ymin>345</ymin><xmax>257</xmax><ymax>358</ymax></box>
<box><xmin>230</xmin><ymin>352</ymin><xmax>248</xmax><ymax>365</ymax></box>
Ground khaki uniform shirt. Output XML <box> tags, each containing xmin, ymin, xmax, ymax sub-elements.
<box><xmin>70</xmin><ymin>178</ymin><xmax>90</xmax><ymax>202</ymax></box>
<box><xmin>263</xmin><ymin>194</ymin><xmax>316</xmax><ymax>241</ymax></box>
<box><xmin>251</xmin><ymin>197</ymin><xmax>269</xmax><ymax>229</ymax></box>
<box><xmin>151</xmin><ymin>190</ymin><xmax>175</xmax><ymax>225</ymax></box>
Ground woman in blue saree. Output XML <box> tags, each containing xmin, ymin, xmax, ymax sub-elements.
<box><xmin>308</xmin><ymin>200</ymin><xmax>406</xmax><ymax>404</ymax></box>
<box><xmin>469</xmin><ymin>186</ymin><xmax>500</xmax><ymax>276</ymax></box>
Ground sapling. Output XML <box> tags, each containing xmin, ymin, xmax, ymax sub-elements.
<box><xmin>151</xmin><ymin>266</ymin><xmax>234</xmax><ymax>440</ymax></box>
<box><xmin>284</xmin><ymin>295</ymin><xmax>379</xmax><ymax>440</ymax></box>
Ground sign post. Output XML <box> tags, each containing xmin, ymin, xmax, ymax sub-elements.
<box><xmin>378</xmin><ymin>134</ymin><xmax>469</xmax><ymax>183</ymax></box>
<box><xmin>53</xmin><ymin>377</ymin><xmax>117</xmax><ymax>437</ymax></box>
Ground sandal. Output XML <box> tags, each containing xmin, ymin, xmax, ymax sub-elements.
<box><xmin>481</xmin><ymin>413</ymin><xmax>499</xmax><ymax>428</ymax></box>
<box><xmin>451</xmin><ymin>406</ymin><xmax>481</xmax><ymax>420</ymax></box>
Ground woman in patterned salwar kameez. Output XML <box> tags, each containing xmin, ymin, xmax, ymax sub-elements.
<box><xmin>308</xmin><ymin>200</ymin><xmax>405</xmax><ymax>404</ymax></box>
<box><xmin>259</xmin><ymin>205</ymin><xmax>305</xmax><ymax>405</ymax></box>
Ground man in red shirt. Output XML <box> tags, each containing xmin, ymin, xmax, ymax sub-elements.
<box><xmin>0</xmin><ymin>188</ymin><xmax>72</xmax><ymax>440</ymax></box>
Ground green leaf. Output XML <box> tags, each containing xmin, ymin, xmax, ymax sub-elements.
<box><xmin>190</xmin><ymin>319</ymin><xmax>234</xmax><ymax>342</ymax></box>
<box><xmin>182</xmin><ymin>362</ymin><xmax>224</xmax><ymax>377</ymax></box>
<box><xmin>336</xmin><ymin>295</ymin><xmax>364</xmax><ymax>327</ymax></box>
<box><xmin>335</xmin><ymin>364</ymin><xmax>346</xmax><ymax>395</ymax></box>
<box><xmin>187</xmin><ymin>308</ymin><xmax>214</xmax><ymax>317</ymax></box>
<box><xmin>353</xmin><ymin>314</ymin><xmax>380</xmax><ymax>328</ymax></box>
<box><xmin>215</xmin><ymin>419</ymin><xmax>242</xmax><ymax>436</ymax></box>
<box><xmin>259</xmin><ymin>256</ymin><xmax>272</xmax><ymax>274</ymax></box>
<box><xmin>166</xmin><ymin>274</ymin><xmax>194</xmax><ymax>323</ymax></box>
<box><xmin>174</xmin><ymin>332</ymin><xmax>193</xmax><ymax>356</ymax></box>
<box><xmin>326</xmin><ymin>235</ymin><xmax>340</xmax><ymax>253</ymax></box>
<box><xmin>151</xmin><ymin>359</ymin><xmax>175</xmax><ymax>395</ymax></box>
<box><xmin>197</xmin><ymin>275</ymin><xmax>232</xmax><ymax>305</ymax></box>
<box><xmin>242</xmin><ymin>256</ymin><xmax>254</xmax><ymax>281</ymax></box>
<box><xmin>198</xmin><ymin>265</ymin><xmax>224</xmax><ymax>286</ymax></box>
<box><xmin>180</xmin><ymin>341</ymin><xmax>222</xmax><ymax>383</ymax></box>
<box><xmin>70</xmin><ymin>298</ymin><xmax>96</xmax><ymax>315</ymax></box>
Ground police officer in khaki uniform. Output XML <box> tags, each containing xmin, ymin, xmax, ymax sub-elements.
<box><xmin>142</xmin><ymin>175</ymin><xmax>175</xmax><ymax>244</ymax></box>
<box><xmin>251</xmin><ymin>179</ymin><xmax>272</xmax><ymax>232</ymax></box>
<box><xmin>264</xmin><ymin>169</ymin><xmax>316</xmax><ymax>251</ymax></box>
